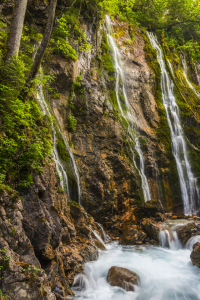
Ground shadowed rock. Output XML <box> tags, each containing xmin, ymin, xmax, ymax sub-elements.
<box><xmin>191</xmin><ymin>242</ymin><xmax>200</xmax><ymax>268</ymax></box>
<box><xmin>119</xmin><ymin>226</ymin><xmax>147</xmax><ymax>245</ymax></box>
<box><xmin>107</xmin><ymin>266</ymin><xmax>139</xmax><ymax>291</ymax></box>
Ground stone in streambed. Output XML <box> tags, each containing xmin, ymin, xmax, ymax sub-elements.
<box><xmin>107</xmin><ymin>266</ymin><xmax>139</xmax><ymax>291</ymax></box>
<box><xmin>191</xmin><ymin>242</ymin><xmax>200</xmax><ymax>268</ymax></box>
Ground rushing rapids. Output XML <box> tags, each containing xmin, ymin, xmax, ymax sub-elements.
<box><xmin>147</xmin><ymin>33</ymin><xmax>200</xmax><ymax>214</ymax></box>
<box><xmin>72</xmin><ymin>222</ymin><xmax>200</xmax><ymax>300</ymax></box>
<box><xmin>105</xmin><ymin>16</ymin><xmax>151</xmax><ymax>202</ymax></box>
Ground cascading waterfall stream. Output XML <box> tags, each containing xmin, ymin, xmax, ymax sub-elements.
<box><xmin>73</xmin><ymin>222</ymin><xmax>200</xmax><ymax>300</ymax></box>
<box><xmin>147</xmin><ymin>32</ymin><xmax>199</xmax><ymax>214</ymax></box>
<box><xmin>194</xmin><ymin>63</ymin><xmax>200</xmax><ymax>87</ymax></box>
<box><xmin>37</xmin><ymin>79</ymin><xmax>81</xmax><ymax>203</ymax></box>
<box><xmin>37</xmin><ymin>83</ymin><xmax>70</xmax><ymax>197</ymax></box>
<box><xmin>105</xmin><ymin>16</ymin><xmax>151</xmax><ymax>202</ymax></box>
<box><xmin>181</xmin><ymin>55</ymin><xmax>200</xmax><ymax>98</ymax></box>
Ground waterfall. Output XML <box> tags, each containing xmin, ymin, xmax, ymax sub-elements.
<box><xmin>89</xmin><ymin>225</ymin><xmax>107</xmax><ymax>249</ymax></box>
<box><xmin>96</xmin><ymin>222</ymin><xmax>111</xmax><ymax>243</ymax></box>
<box><xmin>159</xmin><ymin>229</ymin><xmax>182</xmax><ymax>250</ymax></box>
<box><xmin>194</xmin><ymin>63</ymin><xmax>200</xmax><ymax>87</ymax></box>
<box><xmin>37</xmin><ymin>83</ymin><xmax>70</xmax><ymax>197</ymax></box>
<box><xmin>37</xmin><ymin>81</ymin><xmax>81</xmax><ymax>203</ymax></box>
<box><xmin>147</xmin><ymin>32</ymin><xmax>199</xmax><ymax>214</ymax></box>
<box><xmin>181</xmin><ymin>55</ymin><xmax>200</xmax><ymax>98</ymax></box>
<box><xmin>186</xmin><ymin>235</ymin><xmax>200</xmax><ymax>251</ymax></box>
<box><xmin>105</xmin><ymin>16</ymin><xmax>151</xmax><ymax>202</ymax></box>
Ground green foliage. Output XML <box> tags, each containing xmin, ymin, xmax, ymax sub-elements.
<box><xmin>51</xmin><ymin>9</ymin><xmax>92</xmax><ymax>61</ymax></box>
<box><xmin>0</xmin><ymin>20</ymin><xmax>7</xmax><ymax>60</ymax></box>
<box><xmin>68</xmin><ymin>115</ymin><xmax>77</xmax><ymax>132</ymax></box>
<box><xmin>0</xmin><ymin>290</ymin><xmax>8</xmax><ymax>300</ymax></box>
<box><xmin>0</xmin><ymin>57</ymin><xmax>52</xmax><ymax>189</ymax></box>
<box><xmin>12</xmin><ymin>227</ymin><xmax>17</xmax><ymax>236</ymax></box>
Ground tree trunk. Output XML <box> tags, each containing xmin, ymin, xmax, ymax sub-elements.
<box><xmin>7</xmin><ymin>0</ymin><xmax>28</xmax><ymax>59</ymax></box>
<box><xmin>20</xmin><ymin>0</ymin><xmax>57</xmax><ymax>102</ymax></box>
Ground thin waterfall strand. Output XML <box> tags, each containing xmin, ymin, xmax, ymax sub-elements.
<box><xmin>181</xmin><ymin>56</ymin><xmax>200</xmax><ymax>98</ymax></box>
<box><xmin>105</xmin><ymin>16</ymin><xmax>151</xmax><ymax>202</ymax></box>
<box><xmin>147</xmin><ymin>32</ymin><xmax>199</xmax><ymax>214</ymax></box>
<box><xmin>37</xmin><ymin>81</ymin><xmax>81</xmax><ymax>203</ymax></box>
<box><xmin>37</xmin><ymin>83</ymin><xmax>70</xmax><ymax>197</ymax></box>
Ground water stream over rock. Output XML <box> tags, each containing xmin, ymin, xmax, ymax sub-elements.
<box><xmin>72</xmin><ymin>221</ymin><xmax>200</xmax><ymax>300</ymax></box>
<box><xmin>37</xmin><ymin>81</ymin><xmax>81</xmax><ymax>203</ymax></box>
<box><xmin>147</xmin><ymin>33</ymin><xmax>200</xmax><ymax>214</ymax></box>
<box><xmin>105</xmin><ymin>16</ymin><xmax>151</xmax><ymax>202</ymax></box>
<box><xmin>181</xmin><ymin>56</ymin><xmax>200</xmax><ymax>98</ymax></box>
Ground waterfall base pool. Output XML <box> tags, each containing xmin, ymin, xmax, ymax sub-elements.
<box><xmin>72</xmin><ymin>242</ymin><xmax>200</xmax><ymax>300</ymax></box>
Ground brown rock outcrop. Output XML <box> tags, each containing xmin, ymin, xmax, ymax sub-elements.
<box><xmin>177</xmin><ymin>222</ymin><xmax>200</xmax><ymax>246</ymax></box>
<box><xmin>119</xmin><ymin>225</ymin><xmax>147</xmax><ymax>245</ymax></box>
<box><xmin>0</xmin><ymin>160</ymin><xmax>106</xmax><ymax>299</ymax></box>
<box><xmin>107</xmin><ymin>266</ymin><xmax>139</xmax><ymax>291</ymax></box>
<box><xmin>190</xmin><ymin>242</ymin><xmax>200</xmax><ymax>268</ymax></box>
<box><xmin>141</xmin><ymin>218</ymin><xmax>161</xmax><ymax>242</ymax></box>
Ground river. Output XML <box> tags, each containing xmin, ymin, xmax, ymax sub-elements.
<box><xmin>72</xmin><ymin>221</ymin><xmax>200</xmax><ymax>300</ymax></box>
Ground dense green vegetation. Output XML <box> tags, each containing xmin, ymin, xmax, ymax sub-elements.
<box><xmin>0</xmin><ymin>0</ymin><xmax>199</xmax><ymax>193</ymax></box>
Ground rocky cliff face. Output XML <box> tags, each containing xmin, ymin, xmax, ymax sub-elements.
<box><xmin>49</xmin><ymin>17</ymin><xmax>184</xmax><ymax>231</ymax></box>
<box><xmin>0</xmin><ymin>1</ymin><xmax>200</xmax><ymax>298</ymax></box>
<box><xmin>0</xmin><ymin>161</ymin><xmax>105</xmax><ymax>299</ymax></box>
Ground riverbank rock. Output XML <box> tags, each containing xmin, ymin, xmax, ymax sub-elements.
<box><xmin>177</xmin><ymin>222</ymin><xmax>200</xmax><ymax>245</ymax></box>
<box><xmin>190</xmin><ymin>242</ymin><xmax>200</xmax><ymax>268</ymax></box>
<box><xmin>119</xmin><ymin>226</ymin><xmax>147</xmax><ymax>245</ymax></box>
<box><xmin>141</xmin><ymin>218</ymin><xmax>161</xmax><ymax>242</ymax></box>
<box><xmin>107</xmin><ymin>266</ymin><xmax>139</xmax><ymax>291</ymax></box>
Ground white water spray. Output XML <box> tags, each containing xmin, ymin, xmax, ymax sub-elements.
<box><xmin>159</xmin><ymin>229</ymin><xmax>182</xmax><ymax>250</ymax></box>
<box><xmin>186</xmin><ymin>235</ymin><xmax>200</xmax><ymax>251</ymax></box>
<box><xmin>105</xmin><ymin>16</ymin><xmax>151</xmax><ymax>202</ymax></box>
<box><xmin>147</xmin><ymin>32</ymin><xmax>199</xmax><ymax>214</ymax></box>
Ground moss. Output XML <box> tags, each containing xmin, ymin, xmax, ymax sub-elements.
<box><xmin>56</xmin><ymin>133</ymin><xmax>70</xmax><ymax>165</ymax></box>
<box><xmin>51</xmin><ymin>205</ymin><xmax>59</xmax><ymax>215</ymax></box>
<box><xmin>70</xmin><ymin>200</ymin><xmax>81</xmax><ymax>207</ymax></box>
<box><xmin>12</xmin><ymin>227</ymin><xmax>17</xmax><ymax>236</ymax></box>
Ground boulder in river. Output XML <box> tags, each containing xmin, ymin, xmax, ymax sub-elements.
<box><xmin>176</xmin><ymin>222</ymin><xmax>200</xmax><ymax>246</ymax></box>
<box><xmin>141</xmin><ymin>218</ymin><xmax>161</xmax><ymax>242</ymax></box>
<box><xmin>119</xmin><ymin>225</ymin><xmax>147</xmax><ymax>245</ymax></box>
<box><xmin>107</xmin><ymin>266</ymin><xmax>139</xmax><ymax>291</ymax></box>
<box><xmin>190</xmin><ymin>242</ymin><xmax>200</xmax><ymax>268</ymax></box>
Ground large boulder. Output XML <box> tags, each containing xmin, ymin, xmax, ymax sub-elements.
<box><xmin>119</xmin><ymin>226</ymin><xmax>147</xmax><ymax>245</ymax></box>
<box><xmin>107</xmin><ymin>266</ymin><xmax>139</xmax><ymax>291</ymax></box>
<box><xmin>177</xmin><ymin>222</ymin><xmax>200</xmax><ymax>246</ymax></box>
<box><xmin>190</xmin><ymin>242</ymin><xmax>200</xmax><ymax>268</ymax></box>
<box><xmin>134</xmin><ymin>199</ymin><xmax>166</xmax><ymax>221</ymax></box>
<box><xmin>141</xmin><ymin>218</ymin><xmax>161</xmax><ymax>242</ymax></box>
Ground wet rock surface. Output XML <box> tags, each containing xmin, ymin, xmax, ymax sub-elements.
<box><xmin>176</xmin><ymin>222</ymin><xmax>200</xmax><ymax>245</ymax></box>
<box><xmin>141</xmin><ymin>218</ymin><xmax>161</xmax><ymax>242</ymax></box>
<box><xmin>0</xmin><ymin>162</ymin><xmax>105</xmax><ymax>299</ymax></box>
<box><xmin>119</xmin><ymin>225</ymin><xmax>147</xmax><ymax>245</ymax></box>
<box><xmin>190</xmin><ymin>242</ymin><xmax>200</xmax><ymax>268</ymax></box>
<box><xmin>107</xmin><ymin>266</ymin><xmax>139</xmax><ymax>291</ymax></box>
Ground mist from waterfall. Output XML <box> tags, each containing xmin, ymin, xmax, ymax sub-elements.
<box><xmin>105</xmin><ymin>16</ymin><xmax>151</xmax><ymax>202</ymax></box>
<box><xmin>147</xmin><ymin>32</ymin><xmax>199</xmax><ymax>214</ymax></box>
